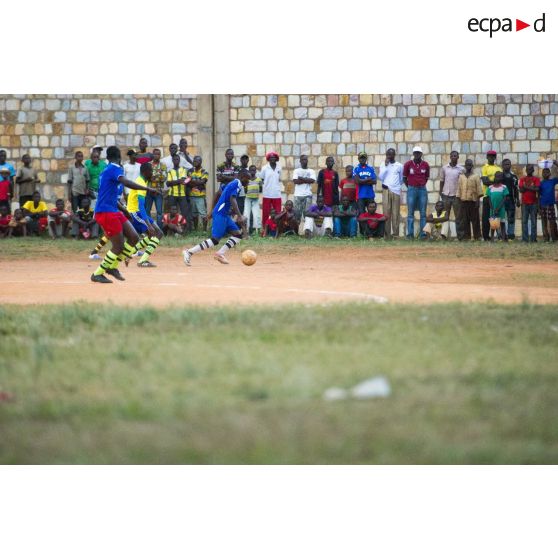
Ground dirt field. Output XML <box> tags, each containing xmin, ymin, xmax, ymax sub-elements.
<box><xmin>2</xmin><ymin>246</ymin><xmax>558</xmax><ymax>305</ymax></box>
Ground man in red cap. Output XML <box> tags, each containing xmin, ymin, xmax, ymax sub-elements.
<box><xmin>258</xmin><ymin>152</ymin><xmax>282</xmax><ymax>233</ymax></box>
<box><xmin>481</xmin><ymin>150</ymin><xmax>502</xmax><ymax>241</ymax></box>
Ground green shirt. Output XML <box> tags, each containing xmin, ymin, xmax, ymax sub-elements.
<box><xmin>85</xmin><ymin>159</ymin><xmax>108</xmax><ymax>193</ymax></box>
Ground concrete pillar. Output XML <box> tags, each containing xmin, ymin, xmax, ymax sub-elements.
<box><xmin>196</xmin><ymin>94</ymin><xmax>230</xmax><ymax>202</ymax></box>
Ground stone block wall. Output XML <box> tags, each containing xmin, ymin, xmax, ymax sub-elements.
<box><xmin>229</xmin><ymin>94</ymin><xmax>558</xmax><ymax>204</ymax></box>
<box><xmin>0</xmin><ymin>94</ymin><xmax>198</xmax><ymax>201</ymax></box>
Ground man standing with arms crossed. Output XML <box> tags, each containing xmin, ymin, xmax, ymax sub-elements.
<box><xmin>379</xmin><ymin>148</ymin><xmax>403</xmax><ymax>239</ymax></box>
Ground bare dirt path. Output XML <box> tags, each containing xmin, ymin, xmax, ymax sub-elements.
<box><xmin>2</xmin><ymin>247</ymin><xmax>558</xmax><ymax>306</ymax></box>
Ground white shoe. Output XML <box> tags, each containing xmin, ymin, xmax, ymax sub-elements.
<box><xmin>89</xmin><ymin>253</ymin><xmax>101</xmax><ymax>260</ymax></box>
<box><xmin>133</xmin><ymin>250</ymin><xmax>144</xmax><ymax>258</ymax></box>
<box><xmin>214</xmin><ymin>253</ymin><xmax>229</xmax><ymax>265</ymax></box>
<box><xmin>182</xmin><ymin>250</ymin><xmax>192</xmax><ymax>266</ymax></box>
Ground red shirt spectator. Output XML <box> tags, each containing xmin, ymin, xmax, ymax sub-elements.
<box><xmin>163</xmin><ymin>212</ymin><xmax>187</xmax><ymax>227</ymax></box>
<box><xmin>519</xmin><ymin>176</ymin><xmax>540</xmax><ymax>205</ymax></box>
<box><xmin>0</xmin><ymin>175</ymin><xmax>10</xmax><ymax>205</ymax></box>
<box><xmin>403</xmin><ymin>160</ymin><xmax>430</xmax><ymax>187</ymax></box>
<box><xmin>359</xmin><ymin>210</ymin><xmax>386</xmax><ymax>229</ymax></box>
<box><xmin>339</xmin><ymin>177</ymin><xmax>356</xmax><ymax>202</ymax></box>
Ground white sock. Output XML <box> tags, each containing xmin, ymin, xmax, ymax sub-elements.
<box><xmin>189</xmin><ymin>238</ymin><xmax>215</xmax><ymax>254</ymax></box>
<box><xmin>216</xmin><ymin>236</ymin><xmax>240</xmax><ymax>255</ymax></box>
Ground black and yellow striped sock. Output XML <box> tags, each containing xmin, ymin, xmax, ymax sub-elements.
<box><xmin>93</xmin><ymin>250</ymin><xmax>118</xmax><ymax>275</ymax></box>
<box><xmin>134</xmin><ymin>236</ymin><xmax>150</xmax><ymax>252</ymax></box>
<box><xmin>91</xmin><ymin>235</ymin><xmax>108</xmax><ymax>255</ymax></box>
<box><xmin>116</xmin><ymin>242</ymin><xmax>137</xmax><ymax>262</ymax></box>
<box><xmin>139</xmin><ymin>237</ymin><xmax>160</xmax><ymax>263</ymax></box>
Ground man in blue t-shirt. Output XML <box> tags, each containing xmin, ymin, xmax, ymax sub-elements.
<box><xmin>91</xmin><ymin>145</ymin><xmax>159</xmax><ymax>284</ymax></box>
<box><xmin>353</xmin><ymin>151</ymin><xmax>377</xmax><ymax>216</ymax></box>
<box><xmin>539</xmin><ymin>167</ymin><xmax>558</xmax><ymax>241</ymax></box>
<box><xmin>353</xmin><ymin>151</ymin><xmax>377</xmax><ymax>234</ymax></box>
<box><xmin>183</xmin><ymin>169</ymin><xmax>251</xmax><ymax>265</ymax></box>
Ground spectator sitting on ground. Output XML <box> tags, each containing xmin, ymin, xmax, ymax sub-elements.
<box><xmin>304</xmin><ymin>195</ymin><xmax>333</xmax><ymax>238</ymax></box>
<box><xmin>162</xmin><ymin>205</ymin><xmax>187</xmax><ymax>237</ymax></box>
<box><xmin>333</xmin><ymin>195</ymin><xmax>358</xmax><ymax>238</ymax></box>
<box><xmin>8</xmin><ymin>208</ymin><xmax>27</xmax><ymax>237</ymax></box>
<box><xmin>48</xmin><ymin>199</ymin><xmax>72</xmax><ymax>239</ymax></box>
<box><xmin>274</xmin><ymin>200</ymin><xmax>299</xmax><ymax>238</ymax></box>
<box><xmin>423</xmin><ymin>200</ymin><xmax>450</xmax><ymax>240</ymax></box>
<box><xmin>263</xmin><ymin>205</ymin><xmax>278</xmax><ymax>238</ymax></box>
<box><xmin>358</xmin><ymin>201</ymin><xmax>387</xmax><ymax>240</ymax></box>
<box><xmin>0</xmin><ymin>205</ymin><xmax>11</xmax><ymax>237</ymax></box>
<box><xmin>22</xmin><ymin>191</ymin><xmax>48</xmax><ymax>235</ymax></box>
<box><xmin>71</xmin><ymin>197</ymin><xmax>98</xmax><ymax>239</ymax></box>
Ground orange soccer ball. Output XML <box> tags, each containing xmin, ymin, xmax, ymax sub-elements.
<box><xmin>241</xmin><ymin>249</ymin><xmax>257</xmax><ymax>266</ymax></box>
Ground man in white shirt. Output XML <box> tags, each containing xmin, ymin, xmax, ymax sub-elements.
<box><xmin>162</xmin><ymin>143</ymin><xmax>192</xmax><ymax>171</ymax></box>
<box><xmin>258</xmin><ymin>151</ymin><xmax>282</xmax><ymax>230</ymax></box>
<box><xmin>292</xmin><ymin>154</ymin><xmax>316</xmax><ymax>221</ymax></box>
<box><xmin>379</xmin><ymin>148</ymin><xmax>404</xmax><ymax>238</ymax></box>
<box><xmin>123</xmin><ymin>149</ymin><xmax>141</xmax><ymax>195</ymax></box>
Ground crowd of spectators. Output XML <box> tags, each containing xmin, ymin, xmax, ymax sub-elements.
<box><xmin>1</xmin><ymin>139</ymin><xmax>557</xmax><ymax>243</ymax></box>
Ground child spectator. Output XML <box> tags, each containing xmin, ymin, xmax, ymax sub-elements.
<box><xmin>71</xmin><ymin>197</ymin><xmax>99</xmax><ymax>239</ymax></box>
<box><xmin>0</xmin><ymin>168</ymin><xmax>12</xmax><ymax>211</ymax></box>
<box><xmin>48</xmin><ymin>199</ymin><xmax>72</xmax><ymax>239</ymax></box>
<box><xmin>422</xmin><ymin>200</ymin><xmax>450</xmax><ymax>240</ymax></box>
<box><xmin>263</xmin><ymin>205</ymin><xmax>278</xmax><ymax>238</ymax></box>
<box><xmin>8</xmin><ymin>208</ymin><xmax>27</xmax><ymax>237</ymax></box>
<box><xmin>486</xmin><ymin>171</ymin><xmax>509</xmax><ymax>241</ymax></box>
<box><xmin>0</xmin><ymin>205</ymin><xmax>11</xmax><ymax>237</ymax></box>
<box><xmin>274</xmin><ymin>200</ymin><xmax>299</xmax><ymax>238</ymax></box>
<box><xmin>67</xmin><ymin>151</ymin><xmax>91</xmax><ymax>212</ymax></box>
<box><xmin>358</xmin><ymin>201</ymin><xmax>387</xmax><ymax>239</ymax></box>
<box><xmin>539</xmin><ymin>167</ymin><xmax>558</xmax><ymax>242</ymax></box>
<box><xmin>15</xmin><ymin>154</ymin><xmax>40</xmax><ymax>207</ymax></box>
<box><xmin>333</xmin><ymin>195</ymin><xmax>358</xmax><ymax>238</ymax></box>
<box><xmin>243</xmin><ymin>164</ymin><xmax>262</xmax><ymax>234</ymax></box>
<box><xmin>187</xmin><ymin>155</ymin><xmax>209</xmax><ymax>232</ymax></box>
<box><xmin>0</xmin><ymin>150</ymin><xmax>16</xmax><ymax>185</ymax></box>
<box><xmin>304</xmin><ymin>195</ymin><xmax>333</xmax><ymax>238</ymax></box>
<box><xmin>293</xmin><ymin>154</ymin><xmax>316</xmax><ymax>221</ymax></box>
<box><xmin>317</xmin><ymin>156</ymin><xmax>339</xmax><ymax>208</ymax></box>
<box><xmin>22</xmin><ymin>191</ymin><xmax>48</xmax><ymax>235</ymax></box>
<box><xmin>162</xmin><ymin>205</ymin><xmax>187</xmax><ymax>237</ymax></box>
<box><xmin>519</xmin><ymin>164</ymin><xmax>540</xmax><ymax>242</ymax></box>
<box><xmin>339</xmin><ymin>165</ymin><xmax>357</xmax><ymax>209</ymax></box>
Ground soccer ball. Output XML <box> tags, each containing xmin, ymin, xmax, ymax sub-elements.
<box><xmin>241</xmin><ymin>249</ymin><xmax>257</xmax><ymax>266</ymax></box>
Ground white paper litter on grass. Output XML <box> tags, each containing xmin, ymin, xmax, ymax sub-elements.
<box><xmin>323</xmin><ymin>376</ymin><xmax>392</xmax><ymax>401</ymax></box>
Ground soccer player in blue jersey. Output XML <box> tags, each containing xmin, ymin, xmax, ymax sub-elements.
<box><xmin>91</xmin><ymin>146</ymin><xmax>159</xmax><ymax>283</ymax></box>
<box><xmin>182</xmin><ymin>169</ymin><xmax>251</xmax><ymax>265</ymax></box>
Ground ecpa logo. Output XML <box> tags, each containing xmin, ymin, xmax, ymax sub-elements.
<box><xmin>468</xmin><ymin>13</ymin><xmax>546</xmax><ymax>37</ymax></box>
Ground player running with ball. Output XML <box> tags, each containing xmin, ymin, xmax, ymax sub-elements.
<box><xmin>91</xmin><ymin>146</ymin><xmax>160</xmax><ymax>283</ymax></box>
<box><xmin>183</xmin><ymin>169</ymin><xmax>250</xmax><ymax>265</ymax></box>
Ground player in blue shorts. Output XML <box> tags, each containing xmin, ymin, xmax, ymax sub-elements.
<box><xmin>128</xmin><ymin>162</ymin><xmax>163</xmax><ymax>267</ymax></box>
<box><xmin>182</xmin><ymin>169</ymin><xmax>250</xmax><ymax>265</ymax></box>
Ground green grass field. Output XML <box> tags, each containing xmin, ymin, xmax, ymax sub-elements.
<box><xmin>2</xmin><ymin>234</ymin><xmax>558</xmax><ymax>261</ymax></box>
<box><xmin>1</xmin><ymin>302</ymin><xmax>557</xmax><ymax>464</ymax></box>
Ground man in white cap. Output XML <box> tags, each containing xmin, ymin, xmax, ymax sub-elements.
<box><xmin>403</xmin><ymin>146</ymin><xmax>430</xmax><ymax>239</ymax></box>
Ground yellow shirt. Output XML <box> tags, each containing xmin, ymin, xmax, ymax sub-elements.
<box><xmin>127</xmin><ymin>176</ymin><xmax>148</xmax><ymax>214</ymax></box>
<box><xmin>22</xmin><ymin>200</ymin><xmax>48</xmax><ymax>214</ymax></box>
<box><xmin>187</xmin><ymin>168</ymin><xmax>209</xmax><ymax>197</ymax></box>
<box><xmin>166</xmin><ymin>167</ymin><xmax>189</xmax><ymax>197</ymax></box>
<box><xmin>481</xmin><ymin>164</ymin><xmax>503</xmax><ymax>196</ymax></box>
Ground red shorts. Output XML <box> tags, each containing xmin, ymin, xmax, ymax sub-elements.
<box><xmin>95</xmin><ymin>211</ymin><xmax>128</xmax><ymax>237</ymax></box>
